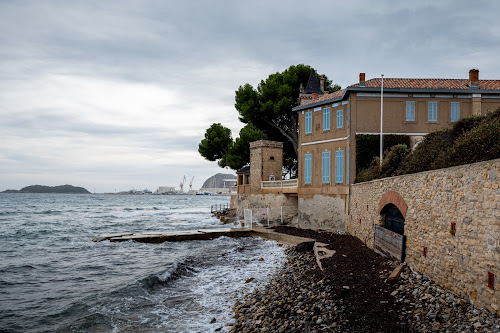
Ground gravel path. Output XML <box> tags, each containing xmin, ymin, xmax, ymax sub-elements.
<box><xmin>225</xmin><ymin>227</ymin><xmax>500</xmax><ymax>333</ymax></box>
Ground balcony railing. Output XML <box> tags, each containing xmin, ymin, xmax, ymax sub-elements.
<box><xmin>261</xmin><ymin>179</ymin><xmax>298</xmax><ymax>188</ymax></box>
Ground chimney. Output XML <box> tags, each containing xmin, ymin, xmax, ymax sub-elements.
<box><xmin>320</xmin><ymin>75</ymin><xmax>325</xmax><ymax>93</ymax></box>
<box><xmin>359</xmin><ymin>73</ymin><xmax>366</xmax><ymax>87</ymax></box>
<box><xmin>469</xmin><ymin>69</ymin><xmax>479</xmax><ymax>89</ymax></box>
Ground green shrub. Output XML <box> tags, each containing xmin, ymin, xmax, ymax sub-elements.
<box><xmin>397</xmin><ymin>129</ymin><xmax>454</xmax><ymax>174</ymax></box>
<box><xmin>355</xmin><ymin>156</ymin><xmax>381</xmax><ymax>183</ymax></box>
<box><xmin>355</xmin><ymin>134</ymin><xmax>410</xmax><ymax>172</ymax></box>
<box><xmin>355</xmin><ymin>107</ymin><xmax>500</xmax><ymax>182</ymax></box>
<box><xmin>381</xmin><ymin>144</ymin><xmax>410</xmax><ymax>177</ymax></box>
<box><xmin>448</xmin><ymin>119</ymin><xmax>500</xmax><ymax>165</ymax></box>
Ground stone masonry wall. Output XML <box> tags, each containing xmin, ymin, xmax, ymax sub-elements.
<box><xmin>347</xmin><ymin>159</ymin><xmax>500</xmax><ymax>314</ymax></box>
<box><xmin>231</xmin><ymin>193</ymin><xmax>298</xmax><ymax>221</ymax></box>
<box><xmin>298</xmin><ymin>194</ymin><xmax>345</xmax><ymax>232</ymax></box>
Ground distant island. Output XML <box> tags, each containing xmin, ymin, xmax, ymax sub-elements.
<box><xmin>1</xmin><ymin>185</ymin><xmax>91</xmax><ymax>194</ymax></box>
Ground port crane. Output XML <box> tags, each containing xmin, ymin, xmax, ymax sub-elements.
<box><xmin>179</xmin><ymin>175</ymin><xmax>186</xmax><ymax>193</ymax></box>
<box><xmin>189</xmin><ymin>177</ymin><xmax>194</xmax><ymax>192</ymax></box>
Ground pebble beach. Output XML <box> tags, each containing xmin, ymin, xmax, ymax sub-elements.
<box><xmin>226</xmin><ymin>228</ymin><xmax>500</xmax><ymax>333</ymax></box>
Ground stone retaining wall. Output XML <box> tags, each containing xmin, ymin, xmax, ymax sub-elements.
<box><xmin>298</xmin><ymin>194</ymin><xmax>345</xmax><ymax>231</ymax></box>
<box><xmin>230</xmin><ymin>193</ymin><xmax>298</xmax><ymax>221</ymax></box>
<box><xmin>347</xmin><ymin>158</ymin><xmax>500</xmax><ymax>314</ymax></box>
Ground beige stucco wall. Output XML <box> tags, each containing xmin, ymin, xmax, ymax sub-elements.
<box><xmin>231</xmin><ymin>193</ymin><xmax>298</xmax><ymax>221</ymax></box>
<box><xmin>298</xmin><ymin>194</ymin><xmax>345</xmax><ymax>231</ymax></box>
<box><xmin>347</xmin><ymin>158</ymin><xmax>500</xmax><ymax>314</ymax></box>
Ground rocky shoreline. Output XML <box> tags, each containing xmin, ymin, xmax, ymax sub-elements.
<box><xmin>226</xmin><ymin>228</ymin><xmax>500</xmax><ymax>333</ymax></box>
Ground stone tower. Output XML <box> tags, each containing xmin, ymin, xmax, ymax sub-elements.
<box><xmin>249</xmin><ymin>140</ymin><xmax>283</xmax><ymax>193</ymax></box>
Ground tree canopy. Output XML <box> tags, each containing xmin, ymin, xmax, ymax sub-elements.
<box><xmin>198</xmin><ymin>123</ymin><xmax>232</xmax><ymax>168</ymax></box>
<box><xmin>199</xmin><ymin>64</ymin><xmax>340</xmax><ymax>175</ymax></box>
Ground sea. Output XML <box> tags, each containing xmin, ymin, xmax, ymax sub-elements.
<box><xmin>0</xmin><ymin>193</ymin><xmax>286</xmax><ymax>333</ymax></box>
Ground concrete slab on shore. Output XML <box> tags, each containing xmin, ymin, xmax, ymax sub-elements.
<box><xmin>94</xmin><ymin>228</ymin><xmax>253</xmax><ymax>243</ymax></box>
<box><xmin>93</xmin><ymin>226</ymin><xmax>314</xmax><ymax>246</ymax></box>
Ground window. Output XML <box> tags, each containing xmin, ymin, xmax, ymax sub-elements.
<box><xmin>337</xmin><ymin>109</ymin><xmax>343</xmax><ymax>128</ymax></box>
<box><xmin>305</xmin><ymin>111</ymin><xmax>312</xmax><ymax>134</ymax></box>
<box><xmin>322</xmin><ymin>152</ymin><xmax>330</xmax><ymax>183</ymax></box>
<box><xmin>406</xmin><ymin>101</ymin><xmax>415</xmax><ymax>121</ymax></box>
<box><xmin>304</xmin><ymin>154</ymin><xmax>312</xmax><ymax>184</ymax></box>
<box><xmin>335</xmin><ymin>150</ymin><xmax>344</xmax><ymax>183</ymax></box>
<box><xmin>428</xmin><ymin>101</ymin><xmax>437</xmax><ymax>122</ymax></box>
<box><xmin>323</xmin><ymin>107</ymin><xmax>330</xmax><ymax>131</ymax></box>
<box><xmin>451</xmin><ymin>102</ymin><xmax>460</xmax><ymax>122</ymax></box>
<box><xmin>346</xmin><ymin>148</ymin><xmax>349</xmax><ymax>183</ymax></box>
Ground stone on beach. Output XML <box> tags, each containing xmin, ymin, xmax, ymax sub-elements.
<box><xmin>228</xmin><ymin>228</ymin><xmax>500</xmax><ymax>333</ymax></box>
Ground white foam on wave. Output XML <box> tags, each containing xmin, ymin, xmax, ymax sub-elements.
<box><xmin>148</xmin><ymin>237</ymin><xmax>287</xmax><ymax>332</ymax></box>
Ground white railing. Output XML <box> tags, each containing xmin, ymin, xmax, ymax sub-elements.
<box><xmin>261</xmin><ymin>179</ymin><xmax>298</xmax><ymax>188</ymax></box>
<box><xmin>230</xmin><ymin>186</ymin><xmax>237</xmax><ymax>194</ymax></box>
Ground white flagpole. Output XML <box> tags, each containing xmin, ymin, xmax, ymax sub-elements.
<box><xmin>380</xmin><ymin>74</ymin><xmax>384</xmax><ymax>166</ymax></box>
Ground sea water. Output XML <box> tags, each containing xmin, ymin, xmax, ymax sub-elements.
<box><xmin>0</xmin><ymin>194</ymin><xmax>286</xmax><ymax>332</ymax></box>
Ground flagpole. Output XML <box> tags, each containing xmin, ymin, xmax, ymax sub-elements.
<box><xmin>380</xmin><ymin>74</ymin><xmax>384</xmax><ymax>166</ymax></box>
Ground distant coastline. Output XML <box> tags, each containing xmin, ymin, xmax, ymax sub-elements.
<box><xmin>1</xmin><ymin>185</ymin><xmax>91</xmax><ymax>194</ymax></box>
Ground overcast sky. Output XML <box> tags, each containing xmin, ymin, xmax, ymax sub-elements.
<box><xmin>1</xmin><ymin>0</ymin><xmax>499</xmax><ymax>192</ymax></box>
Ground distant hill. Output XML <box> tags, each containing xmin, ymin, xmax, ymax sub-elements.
<box><xmin>201</xmin><ymin>173</ymin><xmax>236</xmax><ymax>189</ymax></box>
<box><xmin>2</xmin><ymin>185</ymin><xmax>91</xmax><ymax>194</ymax></box>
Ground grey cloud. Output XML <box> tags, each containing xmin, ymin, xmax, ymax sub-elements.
<box><xmin>1</xmin><ymin>0</ymin><xmax>500</xmax><ymax>191</ymax></box>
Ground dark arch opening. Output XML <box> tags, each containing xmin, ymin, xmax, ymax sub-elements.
<box><xmin>382</xmin><ymin>204</ymin><xmax>405</xmax><ymax>235</ymax></box>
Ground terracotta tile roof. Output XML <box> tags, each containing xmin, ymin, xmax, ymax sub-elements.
<box><xmin>350</xmin><ymin>78</ymin><xmax>500</xmax><ymax>90</ymax></box>
<box><xmin>301</xmin><ymin>88</ymin><xmax>346</xmax><ymax>106</ymax></box>
<box><xmin>299</xmin><ymin>77</ymin><xmax>500</xmax><ymax>107</ymax></box>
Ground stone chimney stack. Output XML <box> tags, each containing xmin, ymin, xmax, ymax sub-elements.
<box><xmin>469</xmin><ymin>69</ymin><xmax>479</xmax><ymax>89</ymax></box>
<box><xmin>359</xmin><ymin>73</ymin><xmax>366</xmax><ymax>87</ymax></box>
<box><xmin>320</xmin><ymin>75</ymin><xmax>325</xmax><ymax>93</ymax></box>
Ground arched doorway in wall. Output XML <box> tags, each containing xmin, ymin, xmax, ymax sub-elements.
<box><xmin>375</xmin><ymin>191</ymin><xmax>408</xmax><ymax>262</ymax></box>
<box><xmin>383</xmin><ymin>204</ymin><xmax>405</xmax><ymax>235</ymax></box>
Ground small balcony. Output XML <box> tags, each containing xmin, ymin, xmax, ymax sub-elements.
<box><xmin>260</xmin><ymin>179</ymin><xmax>298</xmax><ymax>194</ymax></box>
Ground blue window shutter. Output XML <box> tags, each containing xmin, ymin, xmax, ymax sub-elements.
<box><xmin>305</xmin><ymin>112</ymin><xmax>312</xmax><ymax>134</ymax></box>
<box><xmin>428</xmin><ymin>101</ymin><xmax>437</xmax><ymax>122</ymax></box>
<box><xmin>451</xmin><ymin>102</ymin><xmax>460</xmax><ymax>122</ymax></box>
<box><xmin>346</xmin><ymin>148</ymin><xmax>349</xmax><ymax>183</ymax></box>
<box><xmin>406</xmin><ymin>101</ymin><xmax>415</xmax><ymax>121</ymax></box>
<box><xmin>304</xmin><ymin>154</ymin><xmax>312</xmax><ymax>184</ymax></box>
<box><xmin>335</xmin><ymin>150</ymin><xmax>344</xmax><ymax>183</ymax></box>
<box><xmin>337</xmin><ymin>109</ymin><xmax>343</xmax><ymax>128</ymax></box>
<box><xmin>323</xmin><ymin>108</ymin><xmax>330</xmax><ymax>131</ymax></box>
<box><xmin>322</xmin><ymin>152</ymin><xmax>330</xmax><ymax>183</ymax></box>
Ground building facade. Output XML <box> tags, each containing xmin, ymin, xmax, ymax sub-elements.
<box><xmin>292</xmin><ymin>69</ymin><xmax>500</xmax><ymax>229</ymax></box>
